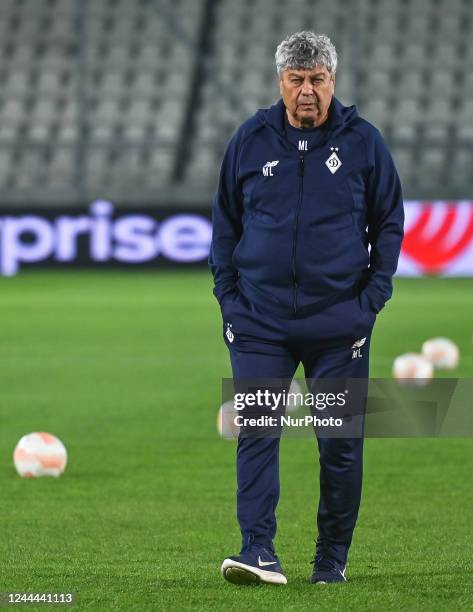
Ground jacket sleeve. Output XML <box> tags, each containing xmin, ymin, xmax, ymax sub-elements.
<box><xmin>208</xmin><ymin>129</ymin><xmax>243</xmax><ymax>304</ymax></box>
<box><xmin>361</xmin><ymin>129</ymin><xmax>405</xmax><ymax>313</ymax></box>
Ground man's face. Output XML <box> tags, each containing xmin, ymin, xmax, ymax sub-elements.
<box><xmin>279</xmin><ymin>65</ymin><xmax>335</xmax><ymax>128</ymax></box>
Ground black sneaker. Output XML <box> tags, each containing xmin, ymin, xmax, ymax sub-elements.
<box><xmin>221</xmin><ymin>545</ymin><xmax>287</xmax><ymax>585</ymax></box>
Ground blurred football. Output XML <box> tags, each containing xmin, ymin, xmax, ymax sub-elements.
<box><xmin>13</xmin><ymin>432</ymin><xmax>67</xmax><ymax>478</ymax></box>
<box><xmin>421</xmin><ymin>337</ymin><xmax>459</xmax><ymax>369</ymax></box>
<box><xmin>392</xmin><ymin>353</ymin><xmax>434</xmax><ymax>386</ymax></box>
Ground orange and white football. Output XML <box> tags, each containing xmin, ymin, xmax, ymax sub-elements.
<box><xmin>13</xmin><ymin>432</ymin><xmax>67</xmax><ymax>478</ymax></box>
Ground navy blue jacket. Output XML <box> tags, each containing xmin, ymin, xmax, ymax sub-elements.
<box><xmin>209</xmin><ymin>96</ymin><xmax>404</xmax><ymax>317</ymax></box>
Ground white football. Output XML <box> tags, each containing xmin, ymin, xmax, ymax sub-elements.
<box><xmin>13</xmin><ymin>432</ymin><xmax>67</xmax><ymax>478</ymax></box>
<box><xmin>421</xmin><ymin>337</ymin><xmax>459</xmax><ymax>369</ymax></box>
<box><xmin>217</xmin><ymin>402</ymin><xmax>240</xmax><ymax>440</ymax></box>
<box><xmin>392</xmin><ymin>353</ymin><xmax>434</xmax><ymax>387</ymax></box>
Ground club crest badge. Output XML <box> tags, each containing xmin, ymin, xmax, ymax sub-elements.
<box><xmin>325</xmin><ymin>146</ymin><xmax>342</xmax><ymax>174</ymax></box>
<box><xmin>225</xmin><ymin>323</ymin><xmax>234</xmax><ymax>343</ymax></box>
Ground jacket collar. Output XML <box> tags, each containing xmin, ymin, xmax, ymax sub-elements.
<box><xmin>263</xmin><ymin>96</ymin><xmax>357</xmax><ymax>141</ymax></box>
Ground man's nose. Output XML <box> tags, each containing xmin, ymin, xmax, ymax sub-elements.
<box><xmin>301</xmin><ymin>81</ymin><xmax>314</xmax><ymax>95</ymax></box>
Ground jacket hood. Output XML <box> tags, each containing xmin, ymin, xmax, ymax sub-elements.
<box><xmin>260</xmin><ymin>96</ymin><xmax>358</xmax><ymax>143</ymax></box>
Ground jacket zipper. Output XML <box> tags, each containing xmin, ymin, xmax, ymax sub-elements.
<box><xmin>292</xmin><ymin>155</ymin><xmax>304</xmax><ymax>313</ymax></box>
<box><xmin>264</xmin><ymin>120</ymin><xmax>331</xmax><ymax>315</ymax></box>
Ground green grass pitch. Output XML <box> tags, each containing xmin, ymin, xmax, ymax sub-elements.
<box><xmin>0</xmin><ymin>271</ymin><xmax>472</xmax><ymax>611</ymax></box>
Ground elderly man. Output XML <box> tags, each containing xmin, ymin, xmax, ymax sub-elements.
<box><xmin>210</xmin><ymin>31</ymin><xmax>404</xmax><ymax>585</ymax></box>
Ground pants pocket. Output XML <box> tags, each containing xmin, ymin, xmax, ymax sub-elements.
<box><xmin>356</xmin><ymin>293</ymin><xmax>377</xmax><ymax>325</ymax></box>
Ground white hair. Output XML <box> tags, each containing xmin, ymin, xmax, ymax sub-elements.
<box><xmin>275</xmin><ymin>31</ymin><xmax>338</xmax><ymax>76</ymax></box>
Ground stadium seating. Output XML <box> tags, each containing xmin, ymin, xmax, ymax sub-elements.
<box><xmin>188</xmin><ymin>0</ymin><xmax>473</xmax><ymax>200</ymax></box>
<box><xmin>0</xmin><ymin>0</ymin><xmax>204</xmax><ymax>203</ymax></box>
<box><xmin>0</xmin><ymin>0</ymin><xmax>471</xmax><ymax>203</ymax></box>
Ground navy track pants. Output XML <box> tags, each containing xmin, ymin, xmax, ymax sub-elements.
<box><xmin>220</xmin><ymin>288</ymin><xmax>376</xmax><ymax>564</ymax></box>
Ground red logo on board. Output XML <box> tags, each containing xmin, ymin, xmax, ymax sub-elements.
<box><xmin>402</xmin><ymin>202</ymin><xmax>473</xmax><ymax>273</ymax></box>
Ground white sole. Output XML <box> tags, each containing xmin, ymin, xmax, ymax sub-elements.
<box><xmin>313</xmin><ymin>574</ymin><xmax>347</xmax><ymax>585</ymax></box>
<box><xmin>221</xmin><ymin>558</ymin><xmax>287</xmax><ymax>585</ymax></box>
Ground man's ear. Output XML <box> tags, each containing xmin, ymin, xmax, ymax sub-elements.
<box><xmin>279</xmin><ymin>78</ymin><xmax>283</xmax><ymax>96</ymax></box>
<box><xmin>331</xmin><ymin>74</ymin><xmax>336</xmax><ymax>92</ymax></box>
